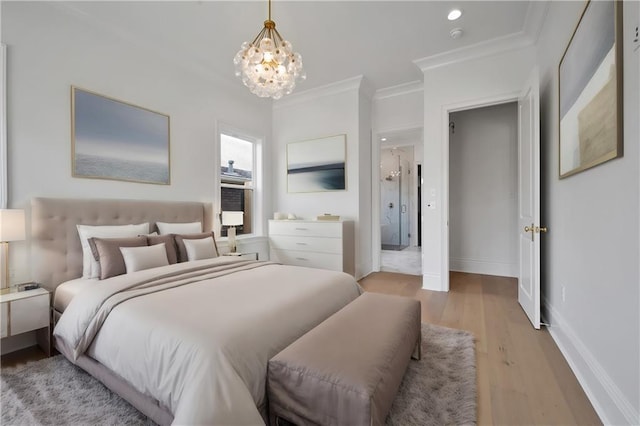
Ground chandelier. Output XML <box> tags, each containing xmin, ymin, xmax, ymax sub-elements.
<box><xmin>233</xmin><ymin>0</ymin><xmax>305</xmax><ymax>100</ymax></box>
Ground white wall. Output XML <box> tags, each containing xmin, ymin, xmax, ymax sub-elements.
<box><xmin>419</xmin><ymin>46</ymin><xmax>536</xmax><ymax>290</ymax></box>
<box><xmin>536</xmin><ymin>2</ymin><xmax>640</xmax><ymax>424</ymax></box>
<box><xmin>2</xmin><ymin>2</ymin><xmax>273</xmax><ymax>354</ymax></box>
<box><xmin>2</xmin><ymin>2</ymin><xmax>273</xmax><ymax>282</ymax></box>
<box><xmin>449</xmin><ymin>102</ymin><xmax>518</xmax><ymax>277</ymax></box>
<box><xmin>272</xmin><ymin>77</ymin><xmax>372</xmax><ymax>279</ymax></box>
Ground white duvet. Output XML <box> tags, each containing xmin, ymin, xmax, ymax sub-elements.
<box><xmin>54</xmin><ymin>257</ymin><xmax>361</xmax><ymax>425</ymax></box>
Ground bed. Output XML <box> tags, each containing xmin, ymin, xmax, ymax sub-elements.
<box><xmin>32</xmin><ymin>197</ymin><xmax>361</xmax><ymax>425</ymax></box>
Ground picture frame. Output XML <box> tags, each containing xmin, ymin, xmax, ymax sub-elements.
<box><xmin>287</xmin><ymin>134</ymin><xmax>346</xmax><ymax>193</ymax></box>
<box><xmin>558</xmin><ymin>0</ymin><xmax>623</xmax><ymax>178</ymax></box>
<box><xmin>71</xmin><ymin>86</ymin><xmax>171</xmax><ymax>185</ymax></box>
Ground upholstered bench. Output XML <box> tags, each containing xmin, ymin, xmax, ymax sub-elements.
<box><xmin>268</xmin><ymin>292</ymin><xmax>421</xmax><ymax>426</ymax></box>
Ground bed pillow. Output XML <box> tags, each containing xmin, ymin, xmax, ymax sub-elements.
<box><xmin>156</xmin><ymin>221</ymin><xmax>202</xmax><ymax>235</ymax></box>
<box><xmin>120</xmin><ymin>243</ymin><xmax>169</xmax><ymax>273</ymax></box>
<box><xmin>183</xmin><ymin>237</ymin><xmax>217</xmax><ymax>261</ymax></box>
<box><xmin>77</xmin><ymin>223</ymin><xmax>150</xmax><ymax>278</ymax></box>
<box><xmin>88</xmin><ymin>236</ymin><xmax>148</xmax><ymax>280</ymax></box>
<box><xmin>147</xmin><ymin>234</ymin><xmax>178</xmax><ymax>264</ymax></box>
<box><xmin>174</xmin><ymin>232</ymin><xmax>219</xmax><ymax>262</ymax></box>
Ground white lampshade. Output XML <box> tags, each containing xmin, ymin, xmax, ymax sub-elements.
<box><xmin>0</xmin><ymin>209</ymin><xmax>26</xmax><ymax>242</ymax></box>
<box><xmin>221</xmin><ymin>211</ymin><xmax>244</xmax><ymax>227</ymax></box>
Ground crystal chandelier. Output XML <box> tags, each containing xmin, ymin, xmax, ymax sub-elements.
<box><xmin>233</xmin><ymin>0</ymin><xmax>305</xmax><ymax>100</ymax></box>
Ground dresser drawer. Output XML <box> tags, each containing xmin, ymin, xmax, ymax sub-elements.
<box><xmin>271</xmin><ymin>249</ymin><xmax>343</xmax><ymax>272</ymax></box>
<box><xmin>269</xmin><ymin>235</ymin><xmax>342</xmax><ymax>254</ymax></box>
<box><xmin>269</xmin><ymin>221</ymin><xmax>342</xmax><ymax>238</ymax></box>
<box><xmin>10</xmin><ymin>294</ymin><xmax>49</xmax><ymax>335</ymax></box>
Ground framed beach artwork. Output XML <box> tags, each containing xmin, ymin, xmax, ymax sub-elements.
<box><xmin>558</xmin><ymin>0</ymin><xmax>623</xmax><ymax>178</ymax></box>
<box><xmin>72</xmin><ymin>87</ymin><xmax>170</xmax><ymax>185</ymax></box>
<box><xmin>287</xmin><ymin>134</ymin><xmax>346</xmax><ymax>193</ymax></box>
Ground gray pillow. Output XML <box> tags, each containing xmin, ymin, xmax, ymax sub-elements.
<box><xmin>88</xmin><ymin>236</ymin><xmax>148</xmax><ymax>280</ymax></box>
<box><xmin>174</xmin><ymin>232</ymin><xmax>219</xmax><ymax>262</ymax></box>
<box><xmin>147</xmin><ymin>234</ymin><xmax>178</xmax><ymax>264</ymax></box>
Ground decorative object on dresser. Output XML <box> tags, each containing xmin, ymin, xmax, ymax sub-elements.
<box><xmin>287</xmin><ymin>135</ymin><xmax>346</xmax><ymax>193</ymax></box>
<box><xmin>71</xmin><ymin>86</ymin><xmax>170</xmax><ymax>185</ymax></box>
<box><xmin>269</xmin><ymin>219</ymin><xmax>355</xmax><ymax>276</ymax></box>
<box><xmin>0</xmin><ymin>287</ymin><xmax>50</xmax><ymax>356</ymax></box>
<box><xmin>0</xmin><ymin>209</ymin><xmax>25</xmax><ymax>289</ymax></box>
<box><xmin>221</xmin><ymin>211</ymin><xmax>244</xmax><ymax>253</ymax></box>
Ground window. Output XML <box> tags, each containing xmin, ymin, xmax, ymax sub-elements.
<box><xmin>220</xmin><ymin>132</ymin><xmax>254</xmax><ymax>237</ymax></box>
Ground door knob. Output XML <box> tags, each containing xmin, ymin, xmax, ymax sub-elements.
<box><xmin>535</xmin><ymin>226</ymin><xmax>547</xmax><ymax>233</ymax></box>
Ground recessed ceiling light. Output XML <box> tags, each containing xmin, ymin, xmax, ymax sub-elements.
<box><xmin>381</xmin><ymin>137</ymin><xmax>387</xmax><ymax>141</ymax></box>
<box><xmin>448</xmin><ymin>9</ymin><xmax>462</xmax><ymax>21</ymax></box>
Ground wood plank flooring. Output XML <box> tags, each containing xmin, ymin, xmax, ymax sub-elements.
<box><xmin>2</xmin><ymin>271</ymin><xmax>602</xmax><ymax>425</ymax></box>
<box><xmin>359</xmin><ymin>271</ymin><xmax>602</xmax><ymax>426</ymax></box>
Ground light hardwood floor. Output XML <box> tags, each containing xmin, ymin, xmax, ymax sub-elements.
<box><xmin>359</xmin><ymin>271</ymin><xmax>602</xmax><ymax>426</ymax></box>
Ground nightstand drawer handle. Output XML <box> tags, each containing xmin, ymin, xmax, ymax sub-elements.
<box><xmin>295</xmin><ymin>257</ymin><xmax>308</xmax><ymax>261</ymax></box>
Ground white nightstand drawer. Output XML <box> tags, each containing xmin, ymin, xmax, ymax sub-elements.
<box><xmin>269</xmin><ymin>235</ymin><xmax>342</xmax><ymax>254</ymax></box>
<box><xmin>10</xmin><ymin>294</ymin><xmax>49</xmax><ymax>335</ymax></box>
<box><xmin>0</xmin><ymin>303</ymin><xmax>7</xmax><ymax>338</ymax></box>
<box><xmin>271</xmin><ymin>249</ymin><xmax>342</xmax><ymax>271</ymax></box>
<box><xmin>269</xmin><ymin>221</ymin><xmax>342</xmax><ymax>238</ymax></box>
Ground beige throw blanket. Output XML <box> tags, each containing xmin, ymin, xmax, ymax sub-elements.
<box><xmin>54</xmin><ymin>257</ymin><xmax>361</xmax><ymax>425</ymax></box>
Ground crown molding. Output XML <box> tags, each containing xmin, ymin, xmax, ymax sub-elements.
<box><xmin>413</xmin><ymin>2</ymin><xmax>548</xmax><ymax>73</ymax></box>
<box><xmin>414</xmin><ymin>31</ymin><xmax>533</xmax><ymax>72</ymax></box>
<box><xmin>273</xmin><ymin>75</ymin><xmax>365</xmax><ymax>109</ymax></box>
<box><xmin>523</xmin><ymin>0</ymin><xmax>550</xmax><ymax>45</ymax></box>
<box><xmin>374</xmin><ymin>80</ymin><xmax>423</xmax><ymax>100</ymax></box>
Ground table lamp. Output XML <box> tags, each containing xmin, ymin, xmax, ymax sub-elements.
<box><xmin>221</xmin><ymin>211</ymin><xmax>244</xmax><ymax>253</ymax></box>
<box><xmin>0</xmin><ymin>209</ymin><xmax>26</xmax><ymax>289</ymax></box>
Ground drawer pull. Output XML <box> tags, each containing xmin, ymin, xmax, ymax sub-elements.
<box><xmin>295</xmin><ymin>257</ymin><xmax>308</xmax><ymax>261</ymax></box>
<box><xmin>295</xmin><ymin>228</ymin><xmax>309</xmax><ymax>231</ymax></box>
<box><xmin>296</xmin><ymin>242</ymin><xmax>307</xmax><ymax>245</ymax></box>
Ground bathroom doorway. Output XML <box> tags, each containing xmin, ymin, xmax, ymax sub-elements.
<box><xmin>378</xmin><ymin>129</ymin><xmax>423</xmax><ymax>276</ymax></box>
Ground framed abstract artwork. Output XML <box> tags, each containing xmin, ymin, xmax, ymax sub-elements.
<box><xmin>559</xmin><ymin>0</ymin><xmax>623</xmax><ymax>178</ymax></box>
<box><xmin>287</xmin><ymin>134</ymin><xmax>346</xmax><ymax>193</ymax></box>
<box><xmin>71</xmin><ymin>87</ymin><xmax>170</xmax><ymax>185</ymax></box>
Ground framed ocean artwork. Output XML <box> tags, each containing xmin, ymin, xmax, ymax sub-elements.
<box><xmin>287</xmin><ymin>134</ymin><xmax>346</xmax><ymax>193</ymax></box>
<box><xmin>71</xmin><ymin>87</ymin><xmax>170</xmax><ymax>185</ymax></box>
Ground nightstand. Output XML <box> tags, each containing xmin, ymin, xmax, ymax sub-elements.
<box><xmin>0</xmin><ymin>287</ymin><xmax>51</xmax><ymax>356</ymax></box>
<box><xmin>223</xmin><ymin>252</ymin><xmax>259</xmax><ymax>261</ymax></box>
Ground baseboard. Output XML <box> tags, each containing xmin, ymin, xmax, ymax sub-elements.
<box><xmin>544</xmin><ymin>297</ymin><xmax>639</xmax><ymax>425</ymax></box>
<box><xmin>421</xmin><ymin>273</ymin><xmax>443</xmax><ymax>291</ymax></box>
<box><xmin>449</xmin><ymin>257</ymin><xmax>517</xmax><ymax>277</ymax></box>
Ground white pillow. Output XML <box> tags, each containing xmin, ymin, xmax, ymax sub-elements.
<box><xmin>183</xmin><ymin>237</ymin><xmax>217</xmax><ymax>261</ymax></box>
<box><xmin>156</xmin><ymin>221</ymin><xmax>202</xmax><ymax>235</ymax></box>
<box><xmin>77</xmin><ymin>223</ymin><xmax>149</xmax><ymax>278</ymax></box>
<box><xmin>120</xmin><ymin>243</ymin><xmax>169</xmax><ymax>273</ymax></box>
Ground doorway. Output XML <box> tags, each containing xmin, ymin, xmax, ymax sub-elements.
<box><xmin>378</xmin><ymin>128</ymin><xmax>423</xmax><ymax>276</ymax></box>
<box><xmin>448</xmin><ymin>102</ymin><xmax>519</xmax><ymax>278</ymax></box>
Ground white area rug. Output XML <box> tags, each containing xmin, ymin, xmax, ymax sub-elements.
<box><xmin>1</xmin><ymin>323</ymin><xmax>476</xmax><ymax>425</ymax></box>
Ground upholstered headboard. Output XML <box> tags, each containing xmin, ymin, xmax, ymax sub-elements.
<box><xmin>31</xmin><ymin>197</ymin><xmax>213</xmax><ymax>291</ymax></box>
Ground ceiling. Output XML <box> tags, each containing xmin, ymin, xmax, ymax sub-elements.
<box><xmin>59</xmin><ymin>1</ymin><xmax>533</xmax><ymax>94</ymax></box>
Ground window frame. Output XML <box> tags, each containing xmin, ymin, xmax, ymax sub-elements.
<box><xmin>216</xmin><ymin>124</ymin><xmax>263</xmax><ymax>239</ymax></box>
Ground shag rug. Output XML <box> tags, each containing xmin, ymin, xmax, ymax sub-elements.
<box><xmin>1</xmin><ymin>323</ymin><xmax>476</xmax><ymax>426</ymax></box>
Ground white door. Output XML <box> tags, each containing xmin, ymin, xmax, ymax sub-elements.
<box><xmin>518</xmin><ymin>68</ymin><xmax>543</xmax><ymax>329</ymax></box>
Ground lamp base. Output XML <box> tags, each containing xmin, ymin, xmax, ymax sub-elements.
<box><xmin>228</xmin><ymin>227</ymin><xmax>237</xmax><ymax>253</ymax></box>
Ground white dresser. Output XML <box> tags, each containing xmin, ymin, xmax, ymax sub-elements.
<box><xmin>269</xmin><ymin>220</ymin><xmax>354</xmax><ymax>276</ymax></box>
